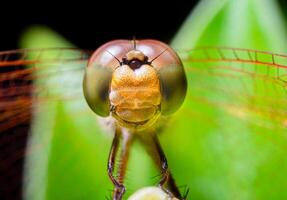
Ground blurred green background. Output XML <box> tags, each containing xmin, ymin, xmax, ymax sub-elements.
<box><xmin>20</xmin><ymin>0</ymin><xmax>287</xmax><ymax>199</ymax></box>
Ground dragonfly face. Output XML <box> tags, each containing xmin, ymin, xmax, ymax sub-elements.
<box><xmin>83</xmin><ymin>40</ymin><xmax>187</xmax><ymax>131</ymax></box>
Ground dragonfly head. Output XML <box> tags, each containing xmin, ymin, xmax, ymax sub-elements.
<box><xmin>83</xmin><ymin>39</ymin><xmax>187</xmax><ymax>131</ymax></box>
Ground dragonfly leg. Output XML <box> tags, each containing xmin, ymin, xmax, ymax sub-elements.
<box><xmin>168</xmin><ymin>173</ymin><xmax>187</xmax><ymax>199</ymax></box>
<box><xmin>138</xmin><ymin>133</ymin><xmax>183</xmax><ymax>199</ymax></box>
<box><xmin>107</xmin><ymin>128</ymin><xmax>133</xmax><ymax>200</ymax></box>
<box><xmin>152</xmin><ymin>135</ymin><xmax>182</xmax><ymax>198</ymax></box>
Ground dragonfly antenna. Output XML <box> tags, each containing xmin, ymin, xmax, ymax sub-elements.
<box><xmin>132</xmin><ymin>36</ymin><xmax>137</xmax><ymax>50</ymax></box>
<box><xmin>106</xmin><ymin>50</ymin><xmax>121</xmax><ymax>64</ymax></box>
<box><xmin>150</xmin><ymin>48</ymin><xmax>168</xmax><ymax>63</ymax></box>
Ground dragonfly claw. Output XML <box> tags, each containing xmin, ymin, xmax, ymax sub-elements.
<box><xmin>113</xmin><ymin>185</ymin><xmax>126</xmax><ymax>200</ymax></box>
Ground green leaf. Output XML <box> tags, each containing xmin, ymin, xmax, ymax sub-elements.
<box><xmin>21</xmin><ymin>27</ymin><xmax>111</xmax><ymax>200</ymax></box>
<box><xmin>172</xmin><ymin>0</ymin><xmax>287</xmax><ymax>51</ymax></box>
<box><xmin>168</xmin><ymin>0</ymin><xmax>287</xmax><ymax>200</ymax></box>
<box><xmin>20</xmin><ymin>1</ymin><xmax>287</xmax><ymax>199</ymax></box>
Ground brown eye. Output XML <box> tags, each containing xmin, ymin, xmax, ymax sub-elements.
<box><xmin>136</xmin><ymin>40</ymin><xmax>187</xmax><ymax>115</ymax></box>
<box><xmin>83</xmin><ymin>40</ymin><xmax>132</xmax><ymax>116</ymax></box>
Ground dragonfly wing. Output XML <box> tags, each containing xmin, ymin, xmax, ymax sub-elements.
<box><xmin>14</xmin><ymin>48</ymin><xmax>112</xmax><ymax>200</ymax></box>
<box><xmin>157</xmin><ymin>47</ymin><xmax>287</xmax><ymax>199</ymax></box>
<box><xmin>0</xmin><ymin>48</ymin><xmax>92</xmax><ymax>132</ymax></box>
<box><xmin>179</xmin><ymin>47</ymin><xmax>287</xmax><ymax>128</ymax></box>
<box><xmin>0</xmin><ymin>47</ymin><xmax>98</xmax><ymax>199</ymax></box>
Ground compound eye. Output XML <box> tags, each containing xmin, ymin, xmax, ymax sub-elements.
<box><xmin>83</xmin><ymin>40</ymin><xmax>132</xmax><ymax>116</ymax></box>
<box><xmin>157</xmin><ymin>62</ymin><xmax>187</xmax><ymax>115</ymax></box>
<box><xmin>136</xmin><ymin>40</ymin><xmax>187</xmax><ymax>115</ymax></box>
<box><xmin>83</xmin><ymin>65</ymin><xmax>112</xmax><ymax>116</ymax></box>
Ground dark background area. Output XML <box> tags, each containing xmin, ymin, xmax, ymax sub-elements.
<box><xmin>1</xmin><ymin>0</ymin><xmax>287</xmax><ymax>199</ymax></box>
<box><xmin>1</xmin><ymin>0</ymin><xmax>286</xmax><ymax>51</ymax></box>
<box><xmin>0</xmin><ymin>1</ymin><xmax>199</xmax><ymax>51</ymax></box>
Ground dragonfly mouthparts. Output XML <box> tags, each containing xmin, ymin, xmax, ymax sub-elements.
<box><xmin>111</xmin><ymin>106</ymin><xmax>161</xmax><ymax>131</ymax></box>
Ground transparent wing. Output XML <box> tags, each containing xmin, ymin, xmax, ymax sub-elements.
<box><xmin>0</xmin><ymin>48</ymin><xmax>92</xmax><ymax>132</ymax></box>
<box><xmin>1</xmin><ymin>46</ymin><xmax>287</xmax><ymax>199</ymax></box>
<box><xmin>0</xmin><ymin>48</ymin><xmax>94</xmax><ymax>199</ymax></box>
<box><xmin>178</xmin><ymin>47</ymin><xmax>287</xmax><ymax>129</ymax></box>
<box><xmin>2</xmin><ymin>47</ymin><xmax>287</xmax><ymax>132</ymax></box>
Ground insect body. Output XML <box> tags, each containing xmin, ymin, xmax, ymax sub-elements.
<box><xmin>83</xmin><ymin>39</ymin><xmax>187</xmax><ymax>199</ymax></box>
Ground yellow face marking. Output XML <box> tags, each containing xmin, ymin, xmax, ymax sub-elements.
<box><xmin>109</xmin><ymin>64</ymin><xmax>161</xmax><ymax>128</ymax></box>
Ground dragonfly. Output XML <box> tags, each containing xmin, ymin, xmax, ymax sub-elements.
<box><xmin>1</xmin><ymin>40</ymin><xmax>287</xmax><ymax>200</ymax></box>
